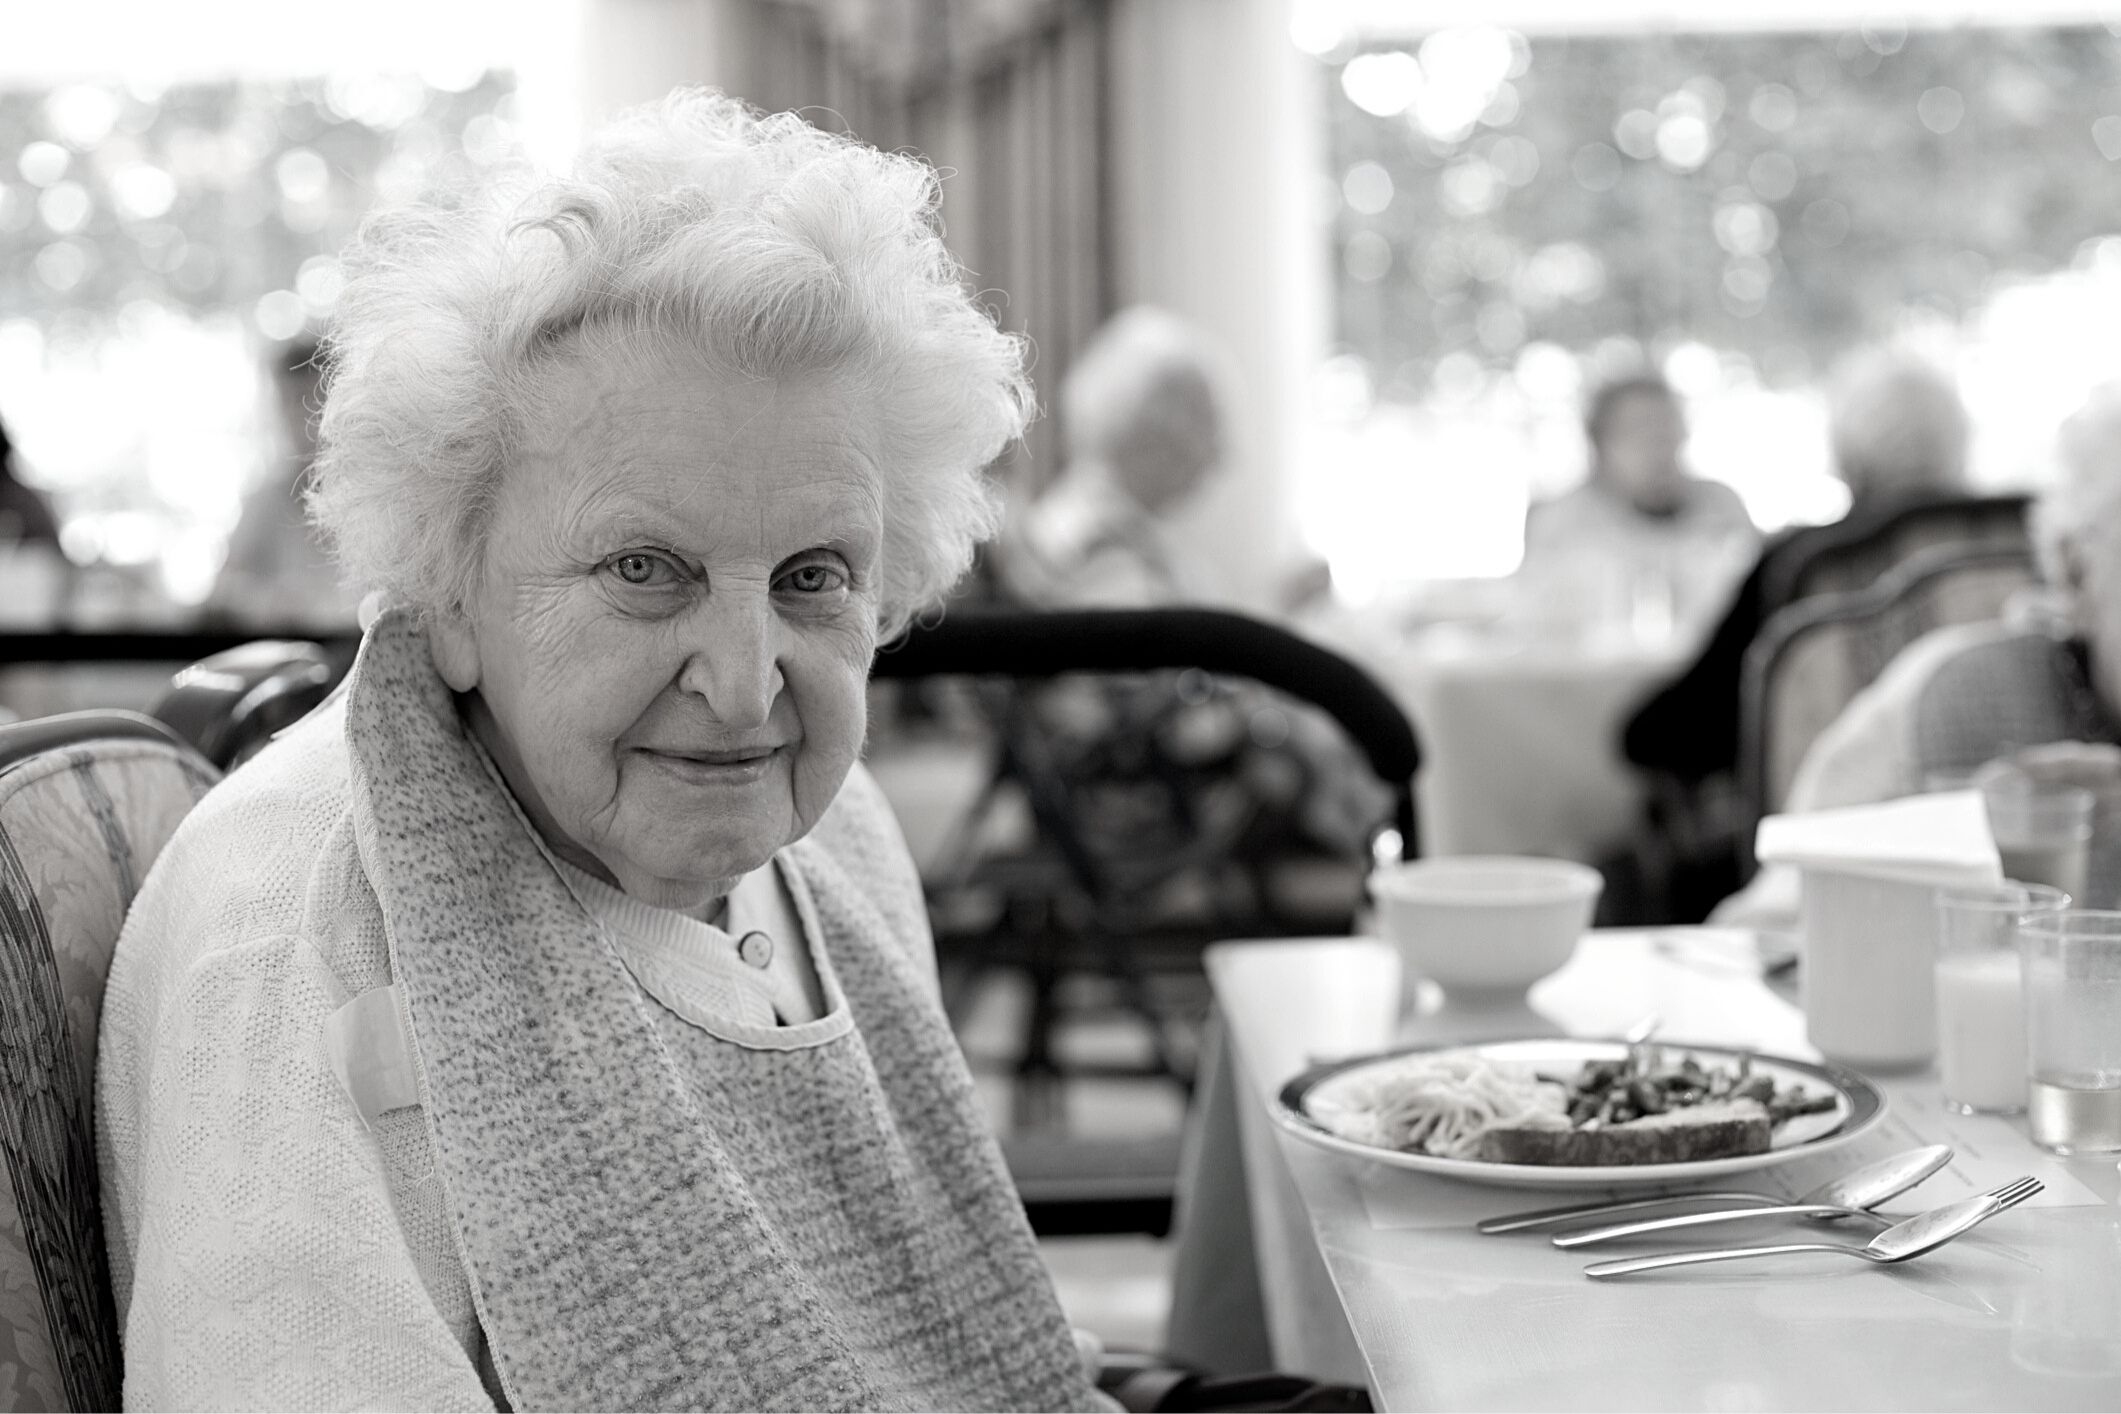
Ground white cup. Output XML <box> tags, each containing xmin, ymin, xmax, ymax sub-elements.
<box><xmin>1800</xmin><ymin>866</ymin><xmax>1946</xmax><ymax>1070</ymax></box>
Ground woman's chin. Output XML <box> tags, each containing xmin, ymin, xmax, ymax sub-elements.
<box><xmin>599</xmin><ymin>837</ymin><xmax>776</xmax><ymax>902</ymax></box>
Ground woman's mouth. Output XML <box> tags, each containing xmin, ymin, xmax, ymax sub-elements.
<box><xmin>635</xmin><ymin>745</ymin><xmax>785</xmax><ymax>784</ymax></box>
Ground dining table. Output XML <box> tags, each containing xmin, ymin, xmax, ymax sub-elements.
<box><xmin>1305</xmin><ymin>606</ymin><xmax>1696</xmax><ymax>863</ymax></box>
<box><xmin>1161</xmin><ymin>927</ymin><xmax>2121</xmax><ymax>1411</ymax></box>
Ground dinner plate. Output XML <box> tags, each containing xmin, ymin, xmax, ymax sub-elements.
<box><xmin>1273</xmin><ymin>1037</ymin><xmax>1887</xmax><ymax>1189</ymax></box>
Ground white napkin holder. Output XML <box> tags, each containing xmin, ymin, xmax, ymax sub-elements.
<box><xmin>1755</xmin><ymin>791</ymin><xmax>2002</xmax><ymax>1070</ymax></box>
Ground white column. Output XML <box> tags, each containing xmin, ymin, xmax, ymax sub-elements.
<box><xmin>1110</xmin><ymin>0</ymin><xmax>1325</xmax><ymax>614</ymax></box>
<box><xmin>567</xmin><ymin>0</ymin><xmax>754</xmax><ymax>126</ymax></box>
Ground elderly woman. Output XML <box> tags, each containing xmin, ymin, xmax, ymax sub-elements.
<box><xmin>96</xmin><ymin>92</ymin><xmax>1104</xmax><ymax>1411</ymax></box>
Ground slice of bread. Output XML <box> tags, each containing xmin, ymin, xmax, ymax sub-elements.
<box><xmin>1473</xmin><ymin>1098</ymin><xmax>1772</xmax><ymax>1167</ymax></box>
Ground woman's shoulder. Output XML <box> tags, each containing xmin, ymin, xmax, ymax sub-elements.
<box><xmin>805</xmin><ymin>763</ymin><xmax>918</xmax><ymax>886</ymax></box>
<box><xmin>793</xmin><ymin>762</ymin><xmax>932</xmax><ymax>961</ymax></box>
<box><xmin>127</xmin><ymin>698</ymin><xmax>367</xmax><ymax>969</ymax></box>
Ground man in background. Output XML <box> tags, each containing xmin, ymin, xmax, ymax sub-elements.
<box><xmin>1519</xmin><ymin>371</ymin><xmax>1759</xmax><ymax>639</ymax></box>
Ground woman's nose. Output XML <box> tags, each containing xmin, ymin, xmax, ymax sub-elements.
<box><xmin>676</xmin><ymin>602</ymin><xmax>785</xmax><ymax>729</ymax></box>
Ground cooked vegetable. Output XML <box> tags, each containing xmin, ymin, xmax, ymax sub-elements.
<box><xmin>1537</xmin><ymin>1047</ymin><xmax>1834</xmax><ymax>1130</ymax></box>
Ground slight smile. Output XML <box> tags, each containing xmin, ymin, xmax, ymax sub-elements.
<box><xmin>634</xmin><ymin>745</ymin><xmax>787</xmax><ymax>785</ymax></box>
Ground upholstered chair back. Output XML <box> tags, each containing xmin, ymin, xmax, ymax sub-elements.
<box><xmin>0</xmin><ymin>713</ymin><xmax>217</xmax><ymax>1412</ymax></box>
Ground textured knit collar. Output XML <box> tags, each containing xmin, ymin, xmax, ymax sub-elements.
<box><xmin>334</xmin><ymin>610</ymin><xmax>1096</xmax><ymax>1413</ymax></box>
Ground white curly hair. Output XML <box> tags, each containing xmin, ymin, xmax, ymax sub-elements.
<box><xmin>308</xmin><ymin>88</ymin><xmax>1030</xmax><ymax>640</ymax></box>
<box><xmin>1825</xmin><ymin>346</ymin><xmax>1970</xmax><ymax>503</ymax></box>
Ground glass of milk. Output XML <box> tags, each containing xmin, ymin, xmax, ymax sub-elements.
<box><xmin>1933</xmin><ymin>881</ymin><xmax>2070</xmax><ymax>1115</ymax></box>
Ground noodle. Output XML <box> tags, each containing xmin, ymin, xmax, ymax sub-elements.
<box><xmin>1308</xmin><ymin>1052</ymin><xmax>1569</xmax><ymax>1158</ymax></box>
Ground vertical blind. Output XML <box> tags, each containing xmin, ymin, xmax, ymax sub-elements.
<box><xmin>743</xmin><ymin>0</ymin><xmax>1117</xmax><ymax>507</ymax></box>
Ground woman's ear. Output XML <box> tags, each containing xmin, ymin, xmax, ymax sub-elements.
<box><xmin>427</xmin><ymin>605</ymin><xmax>482</xmax><ymax>691</ymax></box>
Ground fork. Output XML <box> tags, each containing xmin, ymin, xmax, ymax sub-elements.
<box><xmin>1582</xmin><ymin>1177</ymin><xmax>2042</xmax><ymax>1279</ymax></box>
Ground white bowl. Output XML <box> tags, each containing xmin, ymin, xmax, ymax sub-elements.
<box><xmin>1369</xmin><ymin>855</ymin><xmax>1602</xmax><ymax>997</ymax></box>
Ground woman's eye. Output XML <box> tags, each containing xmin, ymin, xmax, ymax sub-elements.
<box><xmin>610</xmin><ymin>552</ymin><xmax>679</xmax><ymax>586</ymax></box>
<box><xmin>782</xmin><ymin>563</ymin><xmax>847</xmax><ymax>594</ymax></box>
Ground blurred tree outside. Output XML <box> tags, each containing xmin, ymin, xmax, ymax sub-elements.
<box><xmin>1303</xmin><ymin>21</ymin><xmax>2121</xmax><ymax>596</ymax></box>
<box><xmin>1328</xmin><ymin>23</ymin><xmax>2121</xmax><ymax>397</ymax></box>
<box><xmin>0</xmin><ymin>72</ymin><xmax>514</xmax><ymax>608</ymax></box>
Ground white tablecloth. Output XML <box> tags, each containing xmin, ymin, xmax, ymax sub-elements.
<box><xmin>1314</xmin><ymin>614</ymin><xmax>1689</xmax><ymax>862</ymax></box>
<box><xmin>1166</xmin><ymin>930</ymin><xmax>2121</xmax><ymax>1408</ymax></box>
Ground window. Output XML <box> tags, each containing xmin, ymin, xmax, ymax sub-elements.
<box><xmin>0</xmin><ymin>71</ymin><xmax>517</xmax><ymax>613</ymax></box>
<box><xmin>1300</xmin><ymin>16</ymin><xmax>2121</xmax><ymax>603</ymax></box>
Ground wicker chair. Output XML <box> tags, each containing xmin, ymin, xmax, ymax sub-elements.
<box><xmin>0</xmin><ymin>712</ymin><xmax>218</xmax><ymax>1411</ymax></box>
<box><xmin>1738</xmin><ymin>542</ymin><xmax>2041</xmax><ymax>871</ymax></box>
<box><xmin>870</xmin><ymin>605</ymin><xmax>1419</xmax><ymax>1234</ymax></box>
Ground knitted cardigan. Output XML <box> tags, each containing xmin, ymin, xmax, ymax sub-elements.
<box><xmin>97</xmin><ymin>613</ymin><xmax>1099</xmax><ymax>1412</ymax></box>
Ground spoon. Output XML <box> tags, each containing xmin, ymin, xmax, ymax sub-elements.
<box><xmin>1551</xmin><ymin>1144</ymin><xmax>1954</xmax><ymax>1247</ymax></box>
<box><xmin>1477</xmin><ymin>1143</ymin><xmax>1952</xmax><ymax>1235</ymax></box>
<box><xmin>1582</xmin><ymin>1176</ymin><xmax>2041</xmax><ymax>1277</ymax></box>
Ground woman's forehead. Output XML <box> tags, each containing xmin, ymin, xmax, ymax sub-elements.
<box><xmin>515</xmin><ymin>352</ymin><xmax>886</xmax><ymax>543</ymax></box>
<box><xmin>573</xmin><ymin>466</ymin><xmax>880</xmax><ymax>544</ymax></box>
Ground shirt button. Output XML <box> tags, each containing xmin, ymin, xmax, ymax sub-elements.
<box><xmin>737</xmin><ymin>930</ymin><xmax>774</xmax><ymax>970</ymax></box>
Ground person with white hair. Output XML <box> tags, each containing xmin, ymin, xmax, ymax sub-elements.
<box><xmin>1773</xmin><ymin>382</ymin><xmax>2120</xmax><ymax>812</ymax></box>
<box><xmin>1617</xmin><ymin>348</ymin><xmax>1978</xmax><ymax>919</ymax></box>
<box><xmin>997</xmin><ymin>306</ymin><xmax>1386</xmax><ymax>859</ymax></box>
<box><xmin>1715</xmin><ymin>383</ymin><xmax>2121</xmax><ymax>922</ymax></box>
<box><xmin>96</xmin><ymin>91</ymin><xmax>1107</xmax><ymax>1411</ymax></box>
<box><xmin>1824</xmin><ymin>344</ymin><xmax>1974</xmax><ymax>506</ymax></box>
<box><xmin>1006</xmin><ymin>305</ymin><xmax>1234</xmax><ymax>606</ymax></box>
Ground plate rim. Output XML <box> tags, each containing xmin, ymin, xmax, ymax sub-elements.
<box><xmin>1273</xmin><ymin>1036</ymin><xmax>1887</xmax><ymax>1187</ymax></box>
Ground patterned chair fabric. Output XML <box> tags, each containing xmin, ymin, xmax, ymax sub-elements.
<box><xmin>1738</xmin><ymin>543</ymin><xmax>2040</xmax><ymax>841</ymax></box>
<box><xmin>0</xmin><ymin>714</ymin><xmax>217</xmax><ymax>1412</ymax></box>
<box><xmin>1774</xmin><ymin>492</ymin><xmax>2031</xmax><ymax>605</ymax></box>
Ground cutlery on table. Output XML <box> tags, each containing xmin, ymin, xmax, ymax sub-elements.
<box><xmin>1475</xmin><ymin>1143</ymin><xmax>1952</xmax><ymax>1236</ymax></box>
<box><xmin>1581</xmin><ymin>1176</ymin><xmax>2042</xmax><ymax>1278</ymax></box>
<box><xmin>1551</xmin><ymin>1144</ymin><xmax>1956</xmax><ymax>1247</ymax></box>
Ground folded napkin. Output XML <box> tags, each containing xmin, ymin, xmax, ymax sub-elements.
<box><xmin>1755</xmin><ymin>789</ymin><xmax>2003</xmax><ymax>885</ymax></box>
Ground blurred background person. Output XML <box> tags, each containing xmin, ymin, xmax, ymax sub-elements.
<box><xmin>0</xmin><ymin>412</ymin><xmax>70</xmax><ymax>644</ymax></box>
<box><xmin>1824</xmin><ymin>344</ymin><xmax>1973</xmax><ymax>510</ymax></box>
<box><xmin>1518</xmin><ymin>371</ymin><xmax>1758</xmax><ymax>641</ymax></box>
<box><xmin>0</xmin><ymin>413</ymin><xmax>62</xmax><ymax>552</ymax></box>
<box><xmin>1625</xmin><ymin>348</ymin><xmax>1974</xmax><ymax>770</ymax></box>
<box><xmin>205</xmin><ymin>337</ymin><xmax>359</xmax><ymax>630</ymax></box>
<box><xmin>1007</xmin><ymin>305</ymin><xmax>1331</xmax><ymax>615</ymax></box>
<box><xmin>997</xmin><ymin>305</ymin><xmax>1385</xmax><ymax>865</ymax></box>
<box><xmin>1718</xmin><ymin>382</ymin><xmax>2121</xmax><ymax>924</ymax></box>
<box><xmin>1615</xmin><ymin>348</ymin><xmax>1977</xmax><ymax>919</ymax></box>
<box><xmin>1008</xmin><ymin>306</ymin><xmax>1231</xmax><ymax>609</ymax></box>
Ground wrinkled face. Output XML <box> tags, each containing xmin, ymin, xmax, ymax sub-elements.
<box><xmin>430</xmin><ymin>343</ymin><xmax>883</xmax><ymax>912</ymax></box>
<box><xmin>1595</xmin><ymin>389</ymin><xmax>1688</xmax><ymax>516</ymax></box>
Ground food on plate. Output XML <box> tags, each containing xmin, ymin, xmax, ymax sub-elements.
<box><xmin>1547</xmin><ymin>1051</ymin><xmax>1838</xmax><ymax>1128</ymax></box>
<box><xmin>1307</xmin><ymin>1045</ymin><xmax>1840</xmax><ymax>1166</ymax></box>
<box><xmin>1474</xmin><ymin>1098</ymin><xmax>1769</xmax><ymax>1165</ymax></box>
<box><xmin>1306</xmin><ymin>1052</ymin><xmax>1569</xmax><ymax>1159</ymax></box>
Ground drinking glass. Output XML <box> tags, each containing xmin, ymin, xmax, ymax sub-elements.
<box><xmin>2018</xmin><ymin>910</ymin><xmax>2121</xmax><ymax>1154</ymax></box>
<box><xmin>1985</xmin><ymin>781</ymin><xmax>2095</xmax><ymax>900</ymax></box>
<box><xmin>1933</xmin><ymin>881</ymin><xmax>2069</xmax><ymax>1115</ymax></box>
<box><xmin>1925</xmin><ymin>770</ymin><xmax>2096</xmax><ymax>898</ymax></box>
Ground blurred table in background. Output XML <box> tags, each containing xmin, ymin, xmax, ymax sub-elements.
<box><xmin>1313</xmin><ymin>604</ymin><xmax>1692</xmax><ymax>863</ymax></box>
